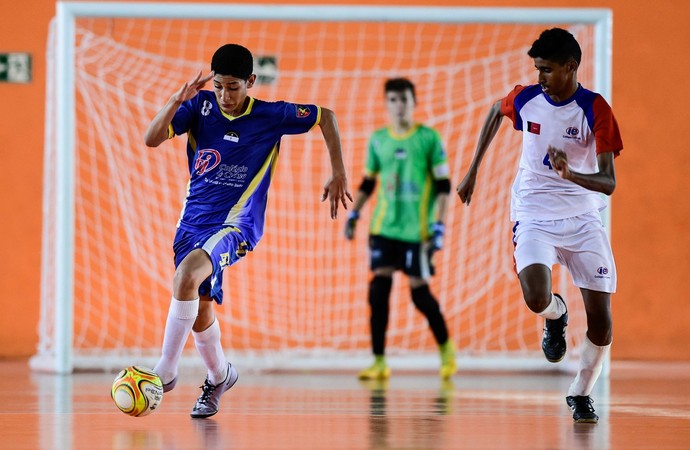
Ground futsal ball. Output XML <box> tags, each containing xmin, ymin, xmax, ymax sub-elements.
<box><xmin>111</xmin><ymin>366</ymin><xmax>163</xmax><ymax>417</ymax></box>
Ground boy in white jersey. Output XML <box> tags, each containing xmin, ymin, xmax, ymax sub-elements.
<box><xmin>143</xmin><ymin>44</ymin><xmax>352</xmax><ymax>418</ymax></box>
<box><xmin>456</xmin><ymin>28</ymin><xmax>623</xmax><ymax>423</ymax></box>
<box><xmin>345</xmin><ymin>78</ymin><xmax>456</xmax><ymax>380</ymax></box>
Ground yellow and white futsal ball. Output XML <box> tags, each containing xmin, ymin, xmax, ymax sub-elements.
<box><xmin>111</xmin><ymin>366</ymin><xmax>163</xmax><ymax>417</ymax></box>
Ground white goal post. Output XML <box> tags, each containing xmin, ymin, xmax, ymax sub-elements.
<box><xmin>35</xmin><ymin>2</ymin><xmax>613</xmax><ymax>375</ymax></box>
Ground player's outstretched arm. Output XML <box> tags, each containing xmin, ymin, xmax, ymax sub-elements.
<box><xmin>318</xmin><ymin>107</ymin><xmax>353</xmax><ymax>219</ymax></box>
<box><xmin>456</xmin><ymin>100</ymin><xmax>504</xmax><ymax>205</ymax></box>
<box><xmin>547</xmin><ymin>147</ymin><xmax>616</xmax><ymax>195</ymax></box>
<box><xmin>144</xmin><ymin>71</ymin><xmax>214</xmax><ymax>147</ymax></box>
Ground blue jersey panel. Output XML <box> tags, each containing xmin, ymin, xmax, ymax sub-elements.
<box><xmin>170</xmin><ymin>92</ymin><xmax>319</xmax><ymax>247</ymax></box>
<box><xmin>512</xmin><ymin>84</ymin><xmax>543</xmax><ymax>131</ymax></box>
<box><xmin>573</xmin><ymin>87</ymin><xmax>598</xmax><ymax>133</ymax></box>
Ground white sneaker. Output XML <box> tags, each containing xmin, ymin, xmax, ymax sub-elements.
<box><xmin>190</xmin><ymin>363</ymin><xmax>238</xmax><ymax>418</ymax></box>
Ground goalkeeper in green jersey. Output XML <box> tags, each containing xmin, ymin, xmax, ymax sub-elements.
<box><xmin>345</xmin><ymin>78</ymin><xmax>456</xmax><ymax>380</ymax></box>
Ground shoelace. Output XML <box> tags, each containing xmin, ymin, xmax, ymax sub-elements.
<box><xmin>196</xmin><ymin>380</ymin><xmax>217</xmax><ymax>405</ymax></box>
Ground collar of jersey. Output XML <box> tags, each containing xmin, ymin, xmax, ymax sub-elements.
<box><xmin>219</xmin><ymin>97</ymin><xmax>255</xmax><ymax>121</ymax></box>
<box><xmin>542</xmin><ymin>83</ymin><xmax>583</xmax><ymax>107</ymax></box>
<box><xmin>387</xmin><ymin>123</ymin><xmax>420</xmax><ymax>140</ymax></box>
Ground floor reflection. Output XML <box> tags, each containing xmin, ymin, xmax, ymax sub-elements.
<box><xmin>1</xmin><ymin>361</ymin><xmax>687</xmax><ymax>449</ymax></box>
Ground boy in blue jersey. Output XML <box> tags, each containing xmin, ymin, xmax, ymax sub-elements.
<box><xmin>345</xmin><ymin>78</ymin><xmax>456</xmax><ymax>381</ymax></box>
<box><xmin>144</xmin><ymin>43</ymin><xmax>352</xmax><ymax>418</ymax></box>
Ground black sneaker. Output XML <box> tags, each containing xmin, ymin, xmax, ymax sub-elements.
<box><xmin>566</xmin><ymin>395</ymin><xmax>599</xmax><ymax>423</ymax></box>
<box><xmin>541</xmin><ymin>294</ymin><xmax>568</xmax><ymax>362</ymax></box>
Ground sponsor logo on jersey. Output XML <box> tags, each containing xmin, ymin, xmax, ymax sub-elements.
<box><xmin>194</xmin><ymin>149</ymin><xmax>221</xmax><ymax>175</ymax></box>
<box><xmin>206</xmin><ymin>164</ymin><xmax>248</xmax><ymax>187</ymax></box>
<box><xmin>527</xmin><ymin>121</ymin><xmax>541</xmax><ymax>134</ymax></box>
<box><xmin>394</xmin><ymin>148</ymin><xmax>407</xmax><ymax>160</ymax></box>
<box><xmin>563</xmin><ymin>126</ymin><xmax>581</xmax><ymax>140</ymax></box>
<box><xmin>224</xmin><ymin>131</ymin><xmax>240</xmax><ymax>143</ymax></box>
<box><xmin>296</xmin><ymin>105</ymin><xmax>311</xmax><ymax>118</ymax></box>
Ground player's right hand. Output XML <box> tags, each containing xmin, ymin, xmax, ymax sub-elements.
<box><xmin>456</xmin><ymin>172</ymin><xmax>477</xmax><ymax>206</ymax></box>
<box><xmin>344</xmin><ymin>211</ymin><xmax>359</xmax><ymax>240</ymax></box>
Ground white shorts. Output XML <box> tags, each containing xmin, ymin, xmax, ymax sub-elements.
<box><xmin>513</xmin><ymin>211</ymin><xmax>617</xmax><ymax>293</ymax></box>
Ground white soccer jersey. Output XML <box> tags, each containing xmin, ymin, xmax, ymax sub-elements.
<box><xmin>501</xmin><ymin>84</ymin><xmax>623</xmax><ymax>221</ymax></box>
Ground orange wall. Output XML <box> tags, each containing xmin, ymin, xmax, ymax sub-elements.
<box><xmin>1</xmin><ymin>0</ymin><xmax>688</xmax><ymax>360</ymax></box>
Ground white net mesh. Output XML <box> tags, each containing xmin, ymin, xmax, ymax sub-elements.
<box><xmin>37</xmin><ymin>12</ymin><xmax>597</xmax><ymax>372</ymax></box>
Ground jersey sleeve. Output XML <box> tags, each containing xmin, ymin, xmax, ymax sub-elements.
<box><xmin>168</xmin><ymin>97</ymin><xmax>198</xmax><ymax>138</ymax></box>
<box><xmin>429</xmin><ymin>129</ymin><xmax>450</xmax><ymax>180</ymax></box>
<box><xmin>278</xmin><ymin>102</ymin><xmax>321</xmax><ymax>135</ymax></box>
<box><xmin>364</xmin><ymin>135</ymin><xmax>380</xmax><ymax>177</ymax></box>
<box><xmin>500</xmin><ymin>85</ymin><xmax>525</xmax><ymax>130</ymax></box>
<box><xmin>592</xmin><ymin>95</ymin><xmax>623</xmax><ymax>157</ymax></box>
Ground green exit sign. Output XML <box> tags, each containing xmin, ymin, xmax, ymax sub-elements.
<box><xmin>0</xmin><ymin>53</ymin><xmax>31</xmax><ymax>83</ymax></box>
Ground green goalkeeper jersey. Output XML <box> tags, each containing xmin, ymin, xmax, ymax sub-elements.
<box><xmin>365</xmin><ymin>124</ymin><xmax>450</xmax><ymax>243</ymax></box>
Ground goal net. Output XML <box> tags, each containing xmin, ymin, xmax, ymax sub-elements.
<box><xmin>34</xmin><ymin>3</ymin><xmax>612</xmax><ymax>374</ymax></box>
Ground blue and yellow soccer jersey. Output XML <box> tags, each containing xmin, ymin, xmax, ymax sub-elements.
<box><xmin>365</xmin><ymin>124</ymin><xmax>450</xmax><ymax>243</ymax></box>
<box><xmin>169</xmin><ymin>91</ymin><xmax>320</xmax><ymax>248</ymax></box>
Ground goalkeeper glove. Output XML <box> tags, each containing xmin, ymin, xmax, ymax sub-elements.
<box><xmin>345</xmin><ymin>211</ymin><xmax>360</xmax><ymax>240</ymax></box>
<box><xmin>430</xmin><ymin>221</ymin><xmax>445</xmax><ymax>252</ymax></box>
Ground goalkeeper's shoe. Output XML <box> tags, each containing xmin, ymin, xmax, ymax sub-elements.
<box><xmin>190</xmin><ymin>363</ymin><xmax>239</xmax><ymax>418</ymax></box>
<box><xmin>358</xmin><ymin>359</ymin><xmax>391</xmax><ymax>380</ymax></box>
<box><xmin>439</xmin><ymin>340</ymin><xmax>457</xmax><ymax>380</ymax></box>
<box><xmin>542</xmin><ymin>294</ymin><xmax>568</xmax><ymax>363</ymax></box>
<box><xmin>566</xmin><ymin>395</ymin><xmax>599</xmax><ymax>423</ymax></box>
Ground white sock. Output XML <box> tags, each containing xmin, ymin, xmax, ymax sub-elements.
<box><xmin>538</xmin><ymin>293</ymin><xmax>567</xmax><ymax>320</ymax></box>
<box><xmin>568</xmin><ymin>336</ymin><xmax>610</xmax><ymax>397</ymax></box>
<box><xmin>153</xmin><ymin>297</ymin><xmax>199</xmax><ymax>384</ymax></box>
<box><xmin>193</xmin><ymin>317</ymin><xmax>228</xmax><ymax>385</ymax></box>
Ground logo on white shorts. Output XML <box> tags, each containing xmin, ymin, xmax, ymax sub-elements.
<box><xmin>595</xmin><ymin>266</ymin><xmax>610</xmax><ymax>279</ymax></box>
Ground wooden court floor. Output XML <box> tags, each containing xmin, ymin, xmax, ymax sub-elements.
<box><xmin>0</xmin><ymin>359</ymin><xmax>689</xmax><ymax>449</ymax></box>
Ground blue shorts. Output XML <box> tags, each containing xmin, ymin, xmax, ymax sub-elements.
<box><xmin>369</xmin><ymin>235</ymin><xmax>436</xmax><ymax>279</ymax></box>
<box><xmin>173</xmin><ymin>226</ymin><xmax>250</xmax><ymax>304</ymax></box>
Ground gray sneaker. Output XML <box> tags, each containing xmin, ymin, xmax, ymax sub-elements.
<box><xmin>190</xmin><ymin>363</ymin><xmax>239</xmax><ymax>418</ymax></box>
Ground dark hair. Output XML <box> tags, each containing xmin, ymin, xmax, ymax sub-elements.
<box><xmin>527</xmin><ymin>28</ymin><xmax>582</xmax><ymax>65</ymax></box>
<box><xmin>211</xmin><ymin>44</ymin><xmax>254</xmax><ymax>79</ymax></box>
<box><xmin>385</xmin><ymin>78</ymin><xmax>416</xmax><ymax>102</ymax></box>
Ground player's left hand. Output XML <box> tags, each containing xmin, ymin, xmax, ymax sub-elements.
<box><xmin>321</xmin><ymin>174</ymin><xmax>353</xmax><ymax>219</ymax></box>
<box><xmin>430</xmin><ymin>221</ymin><xmax>445</xmax><ymax>252</ymax></box>
<box><xmin>547</xmin><ymin>146</ymin><xmax>572</xmax><ymax>180</ymax></box>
